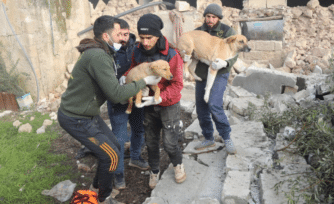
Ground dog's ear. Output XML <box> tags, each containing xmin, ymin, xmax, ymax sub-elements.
<box><xmin>226</xmin><ymin>36</ymin><xmax>237</xmax><ymax>44</ymax></box>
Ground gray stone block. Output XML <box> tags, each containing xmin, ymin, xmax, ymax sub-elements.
<box><xmin>230</xmin><ymin>97</ymin><xmax>264</xmax><ymax>116</ymax></box>
<box><xmin>232</xmin><ymin>66</ymin><xmax>297</xmax><ymax>96</ymax></box>
<box><xmin>143</xmin><ymin>197</ymin><xmax>168</xmax><ymax>204</ymax></box>
<box><xmin>229</xmin><ymin>86</ymin><xmax>257</xmax><ymax>98</ymax></box>
<box><xmin>221</xmin><ymin>171</ymin><xmax>251</xmax><ymax>204</ymax></box>
<box><xmin>229</xmin><ymin>122</ymin><xmax>271</xmax><ymax>168</ymax></box>
<box><xmin>261</xmin><ymin>169</ymin><xmax>308</xmax><ymax>204</ymax></box>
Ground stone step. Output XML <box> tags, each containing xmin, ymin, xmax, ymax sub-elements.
<box><xmin>143</xmin><ymin>149</ymin><xmax>227</xmax><ymax>204</ymax></box>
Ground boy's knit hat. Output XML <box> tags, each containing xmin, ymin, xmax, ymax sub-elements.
<box><xmin>203</xmin><ymin>3</ymin><xmax>223</xmax><ymax>19</ymax></box>
<box><xmin>137</xmin><ymin>14</ymin><xmax>164</xmax><ymax>37</ymax></box>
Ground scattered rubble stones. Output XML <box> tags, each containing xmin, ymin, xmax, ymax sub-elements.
<box><xmin>18</xmin><ymin>123</ymin><xmax>32</xmax><ymax>133</ymax></box>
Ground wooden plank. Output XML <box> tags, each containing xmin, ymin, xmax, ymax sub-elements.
<box><xmin>234</xmin><ymin>16</ymin><xmax>284</xmax><ymax>22</ymax></box>
<box><xmin>2</xmin><ymin>92</ymin><xmax>19</xmax><ymax>111</ymax></box>
<box><xmin>0</xmin><ymin>92</ymin><xmax>5</xmax><ymax>111</ymax></box>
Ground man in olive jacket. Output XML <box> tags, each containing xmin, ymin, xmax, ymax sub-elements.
<box><xmin>193</xmin><ymin>3</ymin><xmax>237</xmax><ymax>155</ymax></box>
<box><xmin>57</xmin><ymin>16</ymin><xmax>160</xmax><ymax>204</ymax></box>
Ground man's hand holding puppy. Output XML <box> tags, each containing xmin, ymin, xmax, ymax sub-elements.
<box><xmin>143</xmin><ymin>76</ymin><xmax>162</xmax><ymax>85</ymax></box>
<box><xmin>211</xmin><ymin>58</ymin><xmax>228</xmax><ymax>70</ymax></box>
<box><xmin>137</xmin><ymin>96</ymin><xmax>162</xmax><ymax>108</ymax></box>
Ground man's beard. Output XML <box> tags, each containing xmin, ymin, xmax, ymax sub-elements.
<box><xmin>120</xmin><ymin>40</ymin><xmax>127</xmax><ymax>46</ymax></box>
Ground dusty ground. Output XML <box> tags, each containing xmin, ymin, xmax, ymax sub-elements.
<box><xmin>50</xmin><ymin>109</ymin><xmax>194</xmax><ymax>204</ymax></box>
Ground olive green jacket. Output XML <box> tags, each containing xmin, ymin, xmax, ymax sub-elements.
<box><xmin>59</xmin><ymin>40</ymin><xmax>146</xmax><ymax>118</ymax></box>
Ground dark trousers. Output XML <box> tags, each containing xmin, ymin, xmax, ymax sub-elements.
<box><xmin>57</xmin><ymin>110</ymin><xmax>120</xmax><ymax>202</ymax></box>
<box><xmin>144</xmin><ymin>102</ymin><xmax>183</xmax><ymax>171</ymax></box>
<box><xmin>107</xmin><ymin>101</ymin><xmax>145</xmax><ymax>174</ymax></box>
<box><xmin>195</xmin><ymin>72</ymin><xmax>231</xmax><ymax>141</ymax></box>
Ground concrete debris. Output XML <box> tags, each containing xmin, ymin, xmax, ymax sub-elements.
<box><xmin>41</xmin><ymin>180</ymin><xmax>76</xmax><ymax>202</ymax></box>
<box><xmin>18</xmin><ymin>123</ymin><xmax>33</xmax><ymax>133</ymax></box>
<box><xmin>232</xmin><ymin>66</ymin><xmax>297</xmax><ymax>96</ymax></box>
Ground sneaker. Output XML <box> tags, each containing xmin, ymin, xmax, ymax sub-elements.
<box><xmin>89</xmin><ymin>184</ymin><xmax>99</xmax><ymax>194</ymax></box>
<box><xmin>128</xmin><ymin>157</ymin><xmax>149</xmax><ymax>170</ymax></box>
<box><xmin>174</xmin><ymin>163</ymin><xmax>186</xmax><ymax>183</ymax></box>
<box><xmin>194</xmin><ymin>139</ymin><xmax>216</xmax><ymax>150</ymax></box>
<box><xmin>149</xmin><ymin>171</ymin><xmax>160</xmax><ymax>189</ymax></box>
<box><xmin>98</xmin><ymin>195</ymin><xmax>118</xmax><ymax>204</ymax></box>
<box><xmin>113</xmin><ymin>173</ymin><xmax>126</xmax><ymax>190</ymax></box>
<box><xmin>225</xmin><ymin>139</ymin><xmax>237</xmax><ymax>155</ymax></box>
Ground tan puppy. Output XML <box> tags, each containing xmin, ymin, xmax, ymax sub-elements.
<box><xmin>177</xmin><ymin>30</ymin><xmax>251</xmax><ymax>102</ymax></box>
<box><xmin>125</xmin><ymin>60</ymin><xmax>173</xmax><ymax>114</ymax></box>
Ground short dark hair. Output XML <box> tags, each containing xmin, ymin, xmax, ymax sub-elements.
<box><xmin>118</xmin><ymin>18</ymin><xmax>129</xmax><ymax>29</ymax></box>
<box><xmin>93</xmin><ymin>15</ymin><xmax>117</xmax><ymax>39</ymax></box>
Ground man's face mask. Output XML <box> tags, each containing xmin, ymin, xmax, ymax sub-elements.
<box><xmin>106</xmin><ymin>34</ymin><xmax>122</xmax><ymax>52</ymax></box>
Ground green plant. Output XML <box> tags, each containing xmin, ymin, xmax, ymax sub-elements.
<box><xmin>0</xmin><ymin>43</ymin><xmax>27</xmax><ymax>97</ymax></box>
<box><xmin>261</xmin><ymin>103</ymin><xmax>334</xmax><ymax>203</ymax></box>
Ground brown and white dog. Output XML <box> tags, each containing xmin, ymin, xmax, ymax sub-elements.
<box><xmin>177</xmin><ymin>30</ymin><xmax>251</xmax><ymax>103</ymax></box>
<box><xmin>125</xmin><ymin>60</ymin><xmax>173</xmax><ymax>114</ymax></box>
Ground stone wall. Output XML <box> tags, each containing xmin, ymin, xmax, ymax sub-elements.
<box><xmin>239</xmin><ymin>40</ymin><xmax>284</xmax><ymax>68</ymax></box>
<box><xmin>0</xmin><ymin>0</ymin><xmax>92</xmax><ymax>101</ymax></box>
<box><xmin>243</xmin><ymin>0</ymin><xmax>287</xmax><ymax>9</ymax></box>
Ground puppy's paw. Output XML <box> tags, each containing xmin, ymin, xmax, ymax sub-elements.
<box><xmin>204</xmin><ymin>94</ymin><xmax>209</xmax><ymax>103</ymax></box>
<box><xmin>135</xmin><ymin>103</ymin><xmax>143</xmax><ymax>108</ymax></box>
<box><xmin>194</xmin><ymin>76</ymin><xmax>202</xmax><ymax>81</ymax></box>
<box><xmin>183</xmin><ymin>54</ymin><xmax>191</xmax><ymax>62</ymax></box>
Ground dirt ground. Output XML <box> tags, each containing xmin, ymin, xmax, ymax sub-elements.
<box><xmin>50</xmin><ymin>109</ymin><xmax>194</xmax><ymax>204</ymax></box>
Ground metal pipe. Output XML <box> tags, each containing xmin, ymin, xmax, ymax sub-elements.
<box><xmin>48</xmin><ymin>0</ymin><xmax>55</xmax><ymax>55</ymax></box>
<box><xmin>1</xmin><ymin>2</ymin><xmax>40</xmax><ymax>103</ymax></box>
<box><xmin>77</xmin><ymin>1</ymin><xmax>175</xmax><ymax>36</ymax></box>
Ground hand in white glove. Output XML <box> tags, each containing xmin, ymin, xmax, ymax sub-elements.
<box><xmin>211</xmin><ymin>58</ymin><xmax>228</xmax><ymax>70</ymax></box>
<box><xmin>143</xmin><ymin>76</ymin><xmax>162</xmax><ymax>86</ymax></box>
<box><xmin>136</xmin><ymin>96</ymin><xmax>162</xmax><ymax>108</ymax></box>
<box><xmin>119</xmin><ymin>76</ymin><xmax>126</xmax><ymax>85</ymax></box>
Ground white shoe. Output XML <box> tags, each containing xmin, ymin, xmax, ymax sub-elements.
<box><xmin>174</xmin><ymin>163</ymin><xmax>186</xmax><ymax>183</ymax></box>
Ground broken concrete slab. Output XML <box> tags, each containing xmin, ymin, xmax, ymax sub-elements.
<box><xmin>180</xmin><ymin>99</ymin><xmax>196</xmax><ymax>114</ymax></box>
<box><xmin>283</xmin><ymin>85</ymin><xmax>298</xmax><ymax>95</ymax></box>
<box><xmin>278</xmin><ymin>151</ymin><xmax>312</xmax><ymax>175</ymax></box>
<box><xmin>184</xmin><ymin>119</ymin><xmax>220</xmax><ymax>141</ymax></box>
<box><xmin>191</xmin><ymin>198</ymin><xmax>220</xmax><ymax>204</ymax></box>
<box><xmin>229</xmin><ymin>86</ymin><xmax>257</xmax><ymax>98</ymax></box>
<box><xmin>228</xmin><ymin>115</ymin><xmax>242</xmax><ymax>125</ymax></box>
<box><xmin>223</xmin><ymin>94</ymin><xmax>233</xmax><ymax>110</ymax></box>
<box><xmin>183</xmin><ymin>140</ymin><xmax>224</xmax><ymax>154</ymax></box>
<box><xmin>196</xmin><ymin>151</ymin><xmax>227</xmax><ymax>201</ymax></box>
<box><xmin>149</xmin><ymin>152</ymin><xmax>226</xmax><ymax>204</ymax></box>
<box><xmin>324</xmin><ymin>94</ymin><xmax>334</xmax><ymax>101</ymax></box>
<box><xmin>261</xmin><ymin>169</ymin><xmax>308</xmax><ymax>204</ymax></box>
<box><xmin>228</xmin><ymin>122</ymin><xmax>271</xmax><ymax>169</ymax></box>
<box><xmin>268</xmin><ymin>94</ymin><xmax>297</xmax><ymax>113</ymax></box>
<box><xmin>229</xmin><ymin>97</ymin><xmax>264</xmax><ymax>116</ymax></box>
<box><xmin>221</xmin><ymin>171</ymin><xmax>251</xmax><ymax>204</ymax></box>
<box><xmin>225</xmin><ymin>154</ymin><xmax>251</xmax><ymax>171</ymax></box>
<box><xmin>143</xmin><ymin>197</ymin><xmax>167</xmax><ymax>204</ymax></box>
<box><xmin>293</xmin><ymin>90</ymin><xmax>311</xmax><ymax>102</ymax></box>
<box><xmin>315</xmin><ymin>83</ymin><xmax>332</xmax><ymax>95</ymax></box>
<box><xmin>232</xmin><ymin>66</ymin><xmax>297</xmax><ymax>96</ymax></box>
